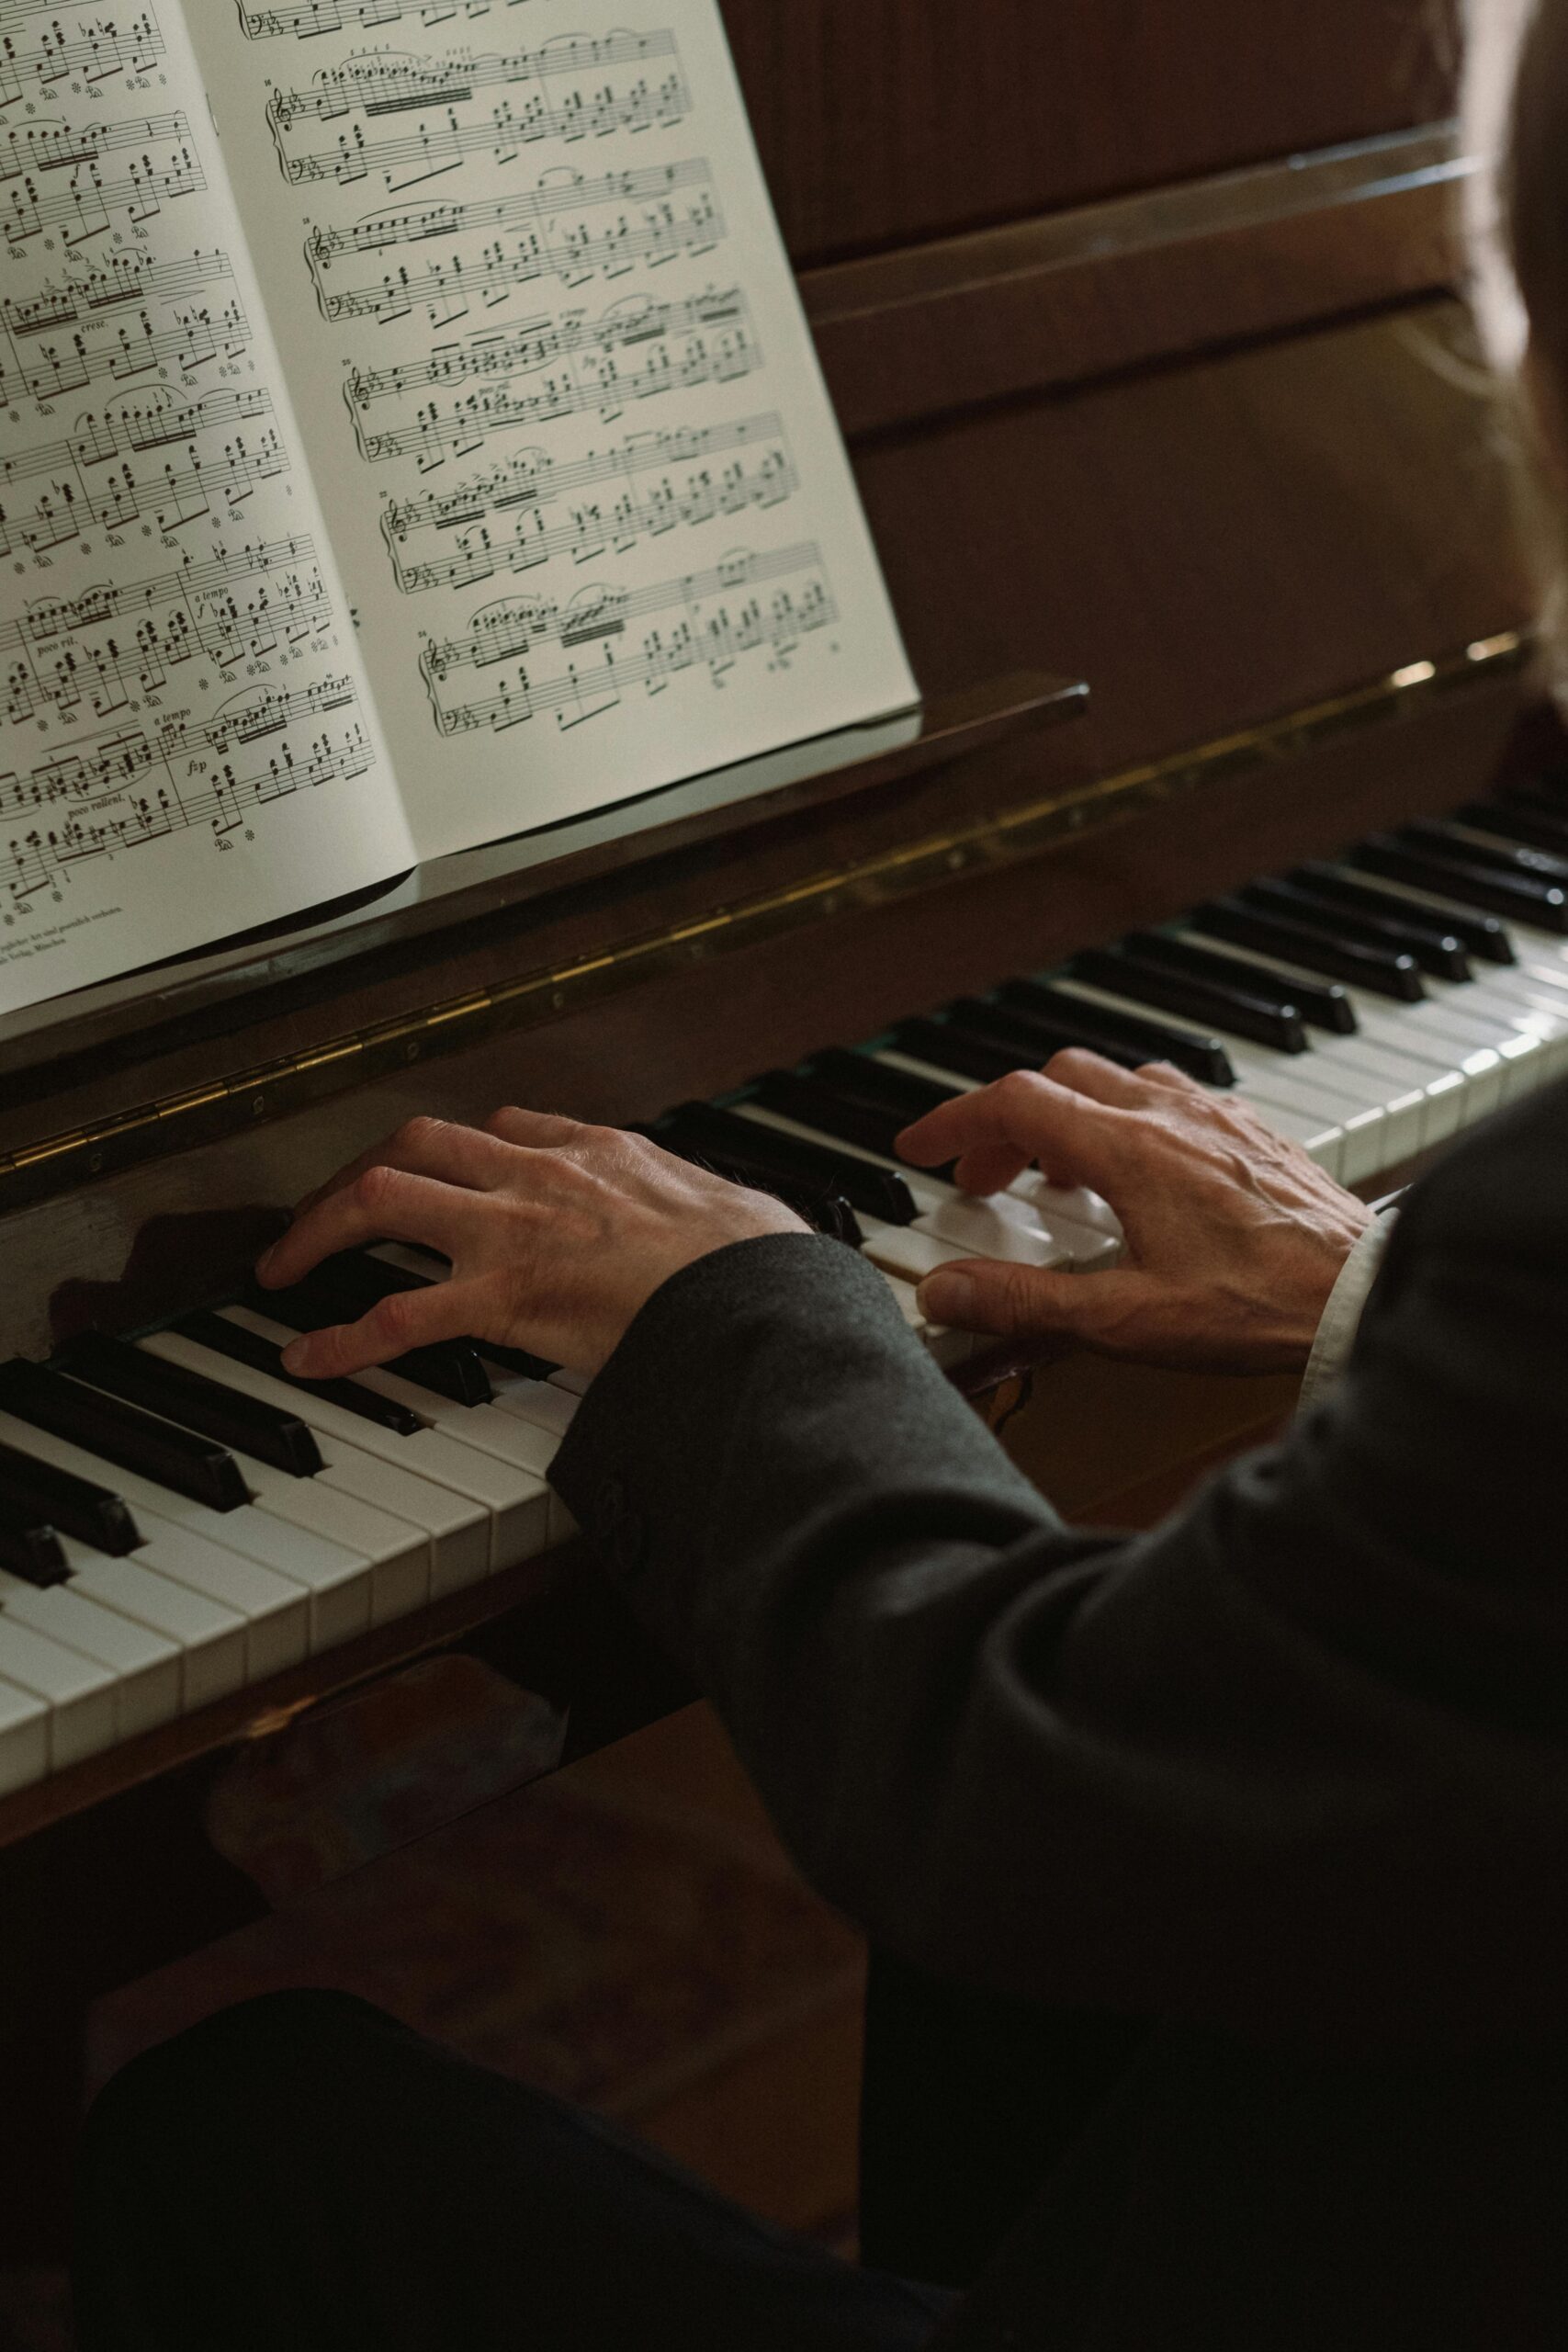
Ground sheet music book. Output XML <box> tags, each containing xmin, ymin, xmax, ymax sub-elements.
<box><xmin>0</xmin><ymin>0</ymin><xmax>917</xmax><ymax>1014</ymax></box>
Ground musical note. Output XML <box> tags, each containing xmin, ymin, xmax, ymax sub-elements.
<box><xmin>269</xmin><ymin>34</ymin><xmax>689</xmax><ymax>192</ymax></box>
<box><xmin>418</xmin><ymin>542</ymin><xmax>835</xmax><ymax>734</ymax></box>
<box><xmin>381</xmin><ymin>412</ymin><xmax>798</xmax><ymax>594</ymax></box>
<box><xmin>0</xmin><ymin>388</ymin><xmax>288</xmax><ymax>560</ymax></box>
<box><xmin>236</xmin><ymin>0</ymin><xmax>542</xmax><ymax>37</ymax></box>
<box><xmin>3</xmin><ymin>677</ymin><xmax>375</xmax><ymax>903</ymax></box>
<box><xmin>0</xmin><ymin>249</ymin><xmax>250</xmax><ymax>409</ymax></box>
<box><xmin>266</xmin><ymin>29</ymin><xmax>679</xmax><ymax>130</ymax></box>
<box><xmin>347</xmin><ymin>285</ymin><xmax>744</xmax><ymax>407</ymax></box>
<box><xmin>305</xmin><ymin>155</ymin><xmax>720</xmax><ymax>324</ymax></box>
<box><xmin>1</xmin><ymin>536</ymin><xmax>334</xmax><ymax>726</ymax></box>
<box><xmin>352</xmin><ymin>312</ymin><xmax>760</xmax><ymax>467</ymax></box>
<box><xmin>0</xmin><ymin>12</ymin><xmax>164</xmax><ymax>107</ymax></box>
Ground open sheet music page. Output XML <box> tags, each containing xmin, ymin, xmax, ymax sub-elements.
<box><xmin>188</xmin><ymin>0</ymin><xmax>919</xmax><ymax>860</ymax></box>
<box><xmin>0</xmin><ymin>1</ymin><xmax>413</xmax><ymax>1015</ymax></box>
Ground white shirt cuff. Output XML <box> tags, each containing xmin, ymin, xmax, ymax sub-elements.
<box><xmin>1297</xmin><ymin>1207</ymin><xmax>1399</xmax><ymax>1415</ymax></box>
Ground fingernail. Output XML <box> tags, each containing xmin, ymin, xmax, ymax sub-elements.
<box><xmin>255</xmin><ymin>1244</ymin><xmax>276</xmax><ymax>1281</ymax></box>
<box><xmin>280</xmin><ymin>1340</ymin><xmax>312</xmax><ymax>1378</ymax></box>
<box><xmin>918</xmin><ymin>1272</ymin><xmax>973</xmax><ymax>1326</ymax></box>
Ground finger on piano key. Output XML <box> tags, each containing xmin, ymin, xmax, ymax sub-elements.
<box><xmin>0</xmin><ymin>1614</ymin><xmax>118</xmax><ymax>1770</ymax></box>
<box><xmin>0</xmin><ymin>1567</ymin><xmax>180</xmax><ymax>1737</ymax></box>
<box><xmin>0</xmin><ymin>1498</ymin><xmax>67</xmax><ymax>1588</ymax></box>
<box><xmin>60</xmin><ymin>1536</ymin><xmax>248</xmax><ymax>1713</ymax></box>
<box><xmin>358</xmin><ymin>1253</ymin><xmax>583</xmax><ymax>1437</ymax></box>
<box><xmin>156</xmin><ymin>1322</ymin><xmax>547</xmax><ymax>1595</ymax></box>
<box><xmin>0</xmin><ymin>1679</ymin><xmax>48</xmax><ymax>1796</ymax></box>
<box><xmin>255</xmin><ymin>1265</ymin><xmax>493</xmax><ymax>1407</ymax></box>
<box><xmin>175</xmin><ymin>1311</ymin><xmax>425</xmax><ymax>1437</ymax></box>
<box><xmin>0</xmin><ymin>1361</ymin><xmax>249</xmax><ymax>1515</ymax></box>
<box><xmin>0</xmin><ymin>1407</ymin><xmax>375</xmax><ymax>1655</ymax></box>
<box><xmin>730</xmin><ymin>1100</ymin><xmax>1086</xmax><ymax>1272</ymax></box>
<box><xmin>757</xmin><ymin>1065</ymin><xmax>1122</xmax><ymax>1255</ymax></box>
<box><xmin>220</xmin><ymin>1302</ymin><xmax>565</xmax><ymax>1544</ymax></box>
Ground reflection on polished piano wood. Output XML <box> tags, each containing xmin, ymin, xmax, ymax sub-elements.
<box><xmin>0</xmin><ymin>0</ymin><xmax>1561</xmax><ymax>2260</ymax></box>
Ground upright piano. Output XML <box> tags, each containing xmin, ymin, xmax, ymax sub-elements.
<box><xmin>1</xmin><ymin>0</ymin><xmax>1562</xmax><ymax>2252</ymax></box>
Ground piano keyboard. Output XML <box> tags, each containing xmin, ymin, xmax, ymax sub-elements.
<box><xmin>5</xmin><ymin>784</ymin><xmax>1568</xmax><ymax>1796</ymax></box>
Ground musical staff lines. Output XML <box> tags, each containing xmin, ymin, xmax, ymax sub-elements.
<box><xmin>0</xmin><ymin>387</ymin><xmax>288</xmax><ymax>559</ymax></box>
<box><xmin>0</xmin><ymin>11</ymin><xmax>164</xmax><ymax>107</ymax></box>
<box><xmin>270</xmin><ymin>33</ymin><xmax>688</xmax><ymax>193</ymax></box>
<box><xmin>0</xmin><ymin>249</ymin><xmax>249</xmax><ymax>410</ymax></box>
<box><xmin>381</xmin><ymin>411</ymin><xmax>798</xmax><ymax>594</ymax></box>
<box><xmin>354</xmin><ymin>297</ymin><xmax>759</xmax><ymax>466</ymax></box>
<box><xmin>3</xmin><ymin>535</ymin><xmax>334</xmax><ymax>726</ymax></box>
<box><xmin>3</xmin><ymin>673</ymin><xmax>375</xmax><ymax>904</ymax></box>
<box><xmin>420</xmin><ymin>541</ymin><xmax>836</xmax><ymax>735</ymax></box>
<box><xmin>1</xmin><ymin>110</ymin><xmax>203</xmax><ymax>246</ymax></box>
<box><xmin>237</xmin><ymin>0</ymin><xmax>542</xmax><ymax>36</ymax></box>
<box><xmin>306</xmin><ymin>156</ymin><xmax>721</xmax><ymax>322</ymax></box>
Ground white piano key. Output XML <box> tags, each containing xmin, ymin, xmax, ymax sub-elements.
<box><xmin>223</xmin><ymin>1451</ymin><xmax>428</xmax><ymax>1632</ymax></box>
<box><xmin>858</xmin><ymin>1217</ymin><xmax>981</xmax><ymax>1285</ymax></box>
<box><xmin>215</xmin><ymin>1309</ymin><xmax>558</xmax><ymax>1569</ymax></box>
<box><xmin>0</xmin><ymin>1570</ymin><xmax>179</xmax><ymax>1738</ymax></box>
<box><xmin>0</xmin><ymin>1677</ymin><xmax>48</xmax><ymax>1797</ymax></box>
<box><xmin>62</xmin><ymin>1539</ymin><xmax>247</xmax><ymax>1713</ymax></box>
<box><xmin>126</xmin><ymin>1513</ymin><xmax>310</xmax><ymax>1681</ymax></box>
<box><xmin>156</xmin><ymin>1326</ymin><xmax>494</xmax><ymax>1598</ymax></box>
<box><xmin>914</xmin><ymin>1195</ymin><xmax>1075</xmax><ymax>1269</ymax></box>
<box><xmin>482</xmin><ymin>1371</ymin><xmax>580</xmax><ymax>1440</ymax></box>
<box><xmin>0</xmin><ymin>1407</ymin><xmax>374</xmax><ymax>1656</ymax></box>
<box><xmin>547</xmin><ymin>1370</ymin><xmax>592</xmax><ymax>1400</ymax></box>
<box><xmin>0</xmin><ymin>1616</ymin><xmax>118</xmax><ymax>1770</ymax></box>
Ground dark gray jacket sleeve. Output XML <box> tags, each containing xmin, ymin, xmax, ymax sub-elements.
<box><xmin>549</xmin><ymin>1091</ymin><xmax>1568</xmax><ymax>2045</ymax></box>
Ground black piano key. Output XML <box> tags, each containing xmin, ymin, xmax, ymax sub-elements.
<box><xmin>1349</xmin><ymin>836</ymin><xmax>1568</xmax><ymax>933</ymax></box>
<box><xmin>250</xmin><ymin>1257</ymin><xmax>493</xmax><ymax>1407</ymax></box>
<box><xmin>1290</xmin><ymin>863</ymin><xmax>1517</xmax><ymax>965</ymax></box>
<box><xmin>0</xmin><ymin>1436</ymin><xmax>142</xmax><ymax>1557</ymax></box>
<box><xmin>890</xmin><ymin>1015</ymin><xmax>1072</xmax><ymax>1087</ymax></box>
<box><xmin>0</xmin><ymin>1360</ymin><xmax>249</xmax><ymax>1515</ymax></box>
<box><xmin>176</xmin><ymin>1313</ymin><xmax>428</xmax><ymax>1437</ymax></box>
<box><xmin>1190</xmin><ymin>899</ymin><xmax>1427</xmax><ymax>1000</ymax></box>
<box><xmin>1401</xmin><ymin>819</ymin><xmax>1568</xmax><ymax>887</ymax></box>
<box><xmin>657</xmin><ymin>1103</ymin><xmax>916</xmax><ymax>1227</ymax></box>
<box><xmin>1072</xmin><ymin>944</ymin><xmax>1308</xmax><ymax>1053</ymax></box>
<box><xmin>992</xmin><ymin>980</ymin><xmax>1236</xmax><ymax>1086</ymax></box>
<box><xmin>59</xmin><ymin>1333</ymin><xmax>324</xmax><ymax>1480</ymax></box>
<box><xmin>0</xmin><ymin>1499</ymin><xmax>69</xmax><ymax>1589</ymax></box>
<box><xmin>805</xmin><ymin>1049</ymin><xmax>957</xmax><ymax>1125</ymax></box>
<box><xmin>1461</xmin><ymin>797</ymin><xmax>1568</xmax><ymax>859</ymax></box>
<box><xmin>1124</xmin><ymin>932</ymin><xmax>1358</xmax><ymax>1035</ymax></box>
<box><xmin>631</xmin><ymin>1127</ymin><xmax>864</xmax><ymax>1246</ymax></box>
<box><xmin>1240</xmin><ymin>878</ymin><xmax>1472</xmax><ymax>983</ymax></box>
<box><xmin>754</xmin><ymin>1070</ymin><xmax>958</xmax><ymax>1182</ymax></box>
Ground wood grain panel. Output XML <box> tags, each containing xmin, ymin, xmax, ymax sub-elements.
<box><xmin>720</xmin><ymin>0</ymin><xmax>1459</xmax><ymax>266</ymax></box>
<box><xmin>857</xmin><ymin>305</ymin><xmax>1528</xmax><ymax>769</ymax></box>
<box><xmin>807</xmin><ymin>130</ymin><xmax>1468</xmax><ymax>435</ymax></box>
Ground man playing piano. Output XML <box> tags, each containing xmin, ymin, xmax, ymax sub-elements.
<box><xmin>72</xmin><ymin>4</ymin><xmax>1568</xmax><ymax>2347</ymax></box>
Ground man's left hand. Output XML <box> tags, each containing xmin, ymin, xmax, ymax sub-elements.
<box><xmin>256</xmin><ymin>1110</ymin><xmax>807</xmax><ymax>1382</ymax></box>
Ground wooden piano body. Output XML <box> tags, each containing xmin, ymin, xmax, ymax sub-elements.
<box><xmin>0</xmin><ymin>0</ymin><xmax>1556</xmax><ymax>2256</ymax></box>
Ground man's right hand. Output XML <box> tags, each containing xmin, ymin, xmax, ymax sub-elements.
<box><xmin>897</xmin><ymin>1052</ymin><xmax>1375</xmax><ymax>1374</ymax></box>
